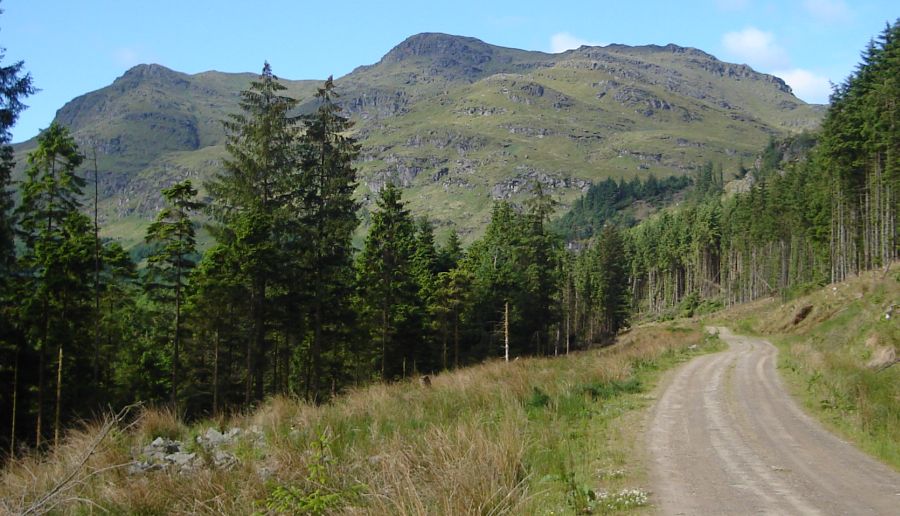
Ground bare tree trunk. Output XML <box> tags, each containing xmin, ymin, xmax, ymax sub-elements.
<box><xmin>36</xmin><ymin>312</ymin><xmax>46</xmax><ymax>448</ymax></box>
<box><xmin>441</xmin><ymin>322</ymin><xmax>448</xmax><ymax>370</ymax></box>
<box><xmin>172</xmin><ymin>262</ymin><xmax>181</xmax><ymax>409</ymax></box>
<box><xmin>381</xmin><ymin>304</ymin><xmax>388</xmax><ymax>378</ymax></box>
<box><xmin>504</xmin><ymin>302</ymin><xmax>509</xmax><ymax>362</ymax></box>
<box><xmin>54</xmin><ymin>344</ymin><xmax>63</xmax><ymax>448</ymax></box>
<box><xmin>212</xmin><ymin>328</ymin><xmax>219</xmax><ymax>415</ymax></box>
<box><xmin>92</xmin><ymin>146</ymin><xmax>101</xmax><ymax>386</ymax></box>
<box><xmin>10</xmin><ymin>344</ymin><xmax>19</xmax><ymax>456</ymax></box>
<box><xmin>453</xmin><ymin>310</ymin><xmax>459</xmax><ymax>369</ymax></box>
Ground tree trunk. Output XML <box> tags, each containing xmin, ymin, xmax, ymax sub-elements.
<box><xmin>254</xmin><ymin>279</ymin><xmax>267</xmax><ymax>401</ymax></box>
<box><xmin>504</xmin><ymin>302</ymin><xmax>509</xmax><ymax>362</ymax></box>
<box><xmin>453</xmin><ymin>310</ymin><xmax>459</xmax><ymax>369</ymax></box>
<box><xmin>36</xmin><ymin>311</ymin><xmax>47</xmax><ymax>448</ymax></box>
<box><xmin>172</xmin><ymin>262</ymin><xmax>181</xmax><ymax>409</ymax></box>
<box><xmin>311</xmin><ymin>295</ymin><xmax>322</xmax><ymax>401</ymax></box>
<box><xmin>213</xmin><ymin>328</ymin><xmax>219</xmax><ymax>415</ymax></box>
<box><xmin>10</xmin><ymin>344</ymin><xmax>19</xmax><ymax>456</ymax></box>
<box><xmin>92</xmin><ymin>147</ymin><xmax>101</xmax><ymax>387</ymax></box>
<box><xmin>54</xmin><ymin>343</ymin><xmax>63</xmax><ymax>448</ymax></box>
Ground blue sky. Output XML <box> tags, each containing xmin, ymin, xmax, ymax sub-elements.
<box><xmin>3</xmin><ymin>0</ymin><xmax>896</xmax><ymax>142</ymax></box>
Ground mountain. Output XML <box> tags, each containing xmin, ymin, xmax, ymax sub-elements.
<box><xmin>12</xmin><ymin>33</ymin><xmax>824</xmax><ymax>245</ymax></box>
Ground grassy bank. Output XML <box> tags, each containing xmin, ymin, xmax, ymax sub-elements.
<box><xmin>1</xmin><ymin>324</ymin><xmax>720</xmax><ymax>515</ymax></box>
<box><xmin>711</xmin><ymin>268</ymin><xmax>899</xmax><ymax>470</ymax></box>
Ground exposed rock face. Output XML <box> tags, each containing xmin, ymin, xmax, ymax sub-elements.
<box><xmin>344</xmin><ymin>88</ymin><xmax>410</xmax><ymax>118</ymax></box>
<box><xmin>129</xmin><ymin>437</ymin><xmax>197</xmax><ymax>473</ymax></box>
<box><xmin>129</xmin><ymin>427</ymin><xmax>261</xmax><ymax>474</ymax></box>
<box><xmin>491</xmin><ymin>167</ymin><xmax>591</xmax><ymax>200</ymax></box>
<box><xmin>381</xmin><ymin>33</ymin><xmax>497</xmax><ymax>67</ymax></box>
<box><xmin>614</xmin><ymin>86</ymin><xmax>672</xmax><ymax>116</ymax></box>
<box><xmin>12</xmin><ymin>32</ymin><xmax>823</xmax><ymax>240</ymax></box>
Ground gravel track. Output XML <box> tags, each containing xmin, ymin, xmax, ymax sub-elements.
<box><xmin>647</xmin><ymin>326</ymin><xmax>900</xmax><ymax>515</ymax></box>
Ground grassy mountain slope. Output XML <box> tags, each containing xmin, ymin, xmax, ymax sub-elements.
<box><xmin>12</xmin><ymin>33</ymin><xmax>824</xmax><ymax>244</ymax></box>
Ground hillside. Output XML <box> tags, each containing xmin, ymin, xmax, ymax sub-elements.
<box><xmin>3</xmin><ymin>270</ymin><xmax>895</xmax><ymax>514</ymax></box>
<box><xmin>12</xmin><ymin>32</ymin><xmax>823</xmax><ymax>245</ymax></box>
<box><xmin>0</xmin><ymin>320</ymin><xmax>715</xmax><ymax>514</ymax></box>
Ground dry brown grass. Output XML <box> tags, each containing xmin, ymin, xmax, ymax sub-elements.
<box><xmin>0</xmin><ymin>323</ymin><xmax>709</xmax><ymax>514</ymax></box>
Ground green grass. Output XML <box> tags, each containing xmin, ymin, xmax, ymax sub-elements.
<box><xmin>1</xmin><ymin>323</ymin><xmax>724</xmax><ymax>514</ymax></box>
<box><xmin>773</xmin><ymin>278</ymin><xmax>900</xmax><ymax>470</ymax></box>
<box><xmin>707</xmin><ymin>270</ymin><xmax>900</xmax><ymax>470</ymax></box>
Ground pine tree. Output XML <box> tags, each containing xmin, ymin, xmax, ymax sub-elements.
<box><xmin>293</xmin><ymin>77</ymin><xmax>359</xmax><ymax>400</ymax></box>
<box><xmin>357</xmin><ymin>184</ymin><xmax>421</xmax><ymax>379</ymax></box>
<box><xmin>0</xmin><ymin>12</ymin><xmax>35</xmax><ymax>454</ymax></box>
<box><xmin>438</xmin><ymin>230</ymin><xmax>464</xmax><ymax>272</ymax></box>
<box><xmin>522</xmin><ymin>182</ymin><xmax>560</xmax><ymax>354</ymax></box>
<box><xmin>207</xmin><ymin>62</ymin><xmax>298</xmax><ymax>403</ymax></box>
<box><xmin>186</xmin><ymin>243</ymin><xmax>248</xmax><ymax>414</ymax></box>
<box><xmin>15</xmin><ymin>122</ymin><xmax>89</xmax><ymax>447</ymax></box>
<box><xmin>593</xmin><ymin>224</ymin><xmax>630</xmax><ymax>339</ymax></box>
<box><xmin>144</xmin><ymin>180</ymin><xmax>202</xmax><ymax>407</ymax></box>
<box><xmin>410</xmin><ymin>218</ymin><xmax>440</xmax><ymax>370</ymax></box>
<box><xmin>432</xmin><ymin>266</ymin><xmax>472</xmax><ymax>369</ymax></box>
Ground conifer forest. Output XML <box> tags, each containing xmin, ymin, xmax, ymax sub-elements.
<box><xmin>0</xmin><ymin>20</ymin><xmax>897</xmax><ymax>456</ymax></box>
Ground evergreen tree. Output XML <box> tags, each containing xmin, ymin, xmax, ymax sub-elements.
<box><xmin>185</xmin><ymin>243</ymin><xmax>247</xmax><ymax>414</ymax></box>
<box><xmin>15</xmin><ymin>122</ymin><xmax>90</xmax><ymax>447</ymax></box>
<box><xmin>411</xmin><ymin>217</ymin><xmax>439</xmax><ymax>370</ymax></box>
<box><xmin>522</xmin><ymin>182</ymin><xmax>560</xmax><ymax>354</ymax></box>
<box><xmin>592</xmin><ymin>224</ymin><xmax>630</xmax><ymax>338</ymax></box>
<box><xmin>357</xmin><ymin>184</ymin><xmax>421</xmax><ymax>379</ymax></box>
<box><xmin>293</xmin><ymin>76</ymin><xmax>359</xmax><ymax>400</ymax></box>
<box><xmin>438</xmin><ymin>230</ymin><xmax>464</xmax><ymax>272</ymax></box>
<box><xmin>207</xmin><ymin>62</ymin><xmax>298</xmax><ymax>403</ymax></box>
<box><xmin>432</xmin><ymin>266</ymin><xmax>472</xmax><ymax>369</ymax></box>
<box><xmin>0</xmin><ymin>9</ymin><xmax>35</xmax><ymax>454</ymax></box>
<box><xmin>144</xmin><ymin>180</ymin><xmax>202</xmax><ymax>407</ymax></box>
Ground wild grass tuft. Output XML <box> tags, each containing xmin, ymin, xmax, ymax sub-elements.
<box><xmin>1</xmin><ymin>323</ymin><xmax>712</xmax><ymax>514</ymax></box>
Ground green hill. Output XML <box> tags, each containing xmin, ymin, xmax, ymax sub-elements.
<box><xmin>12</xmin><ymin>32</ymin><xmax>824</xmax><ymax>245</ymax></box>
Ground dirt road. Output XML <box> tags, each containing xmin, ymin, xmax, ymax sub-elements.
<box><xmin>647</xmin><ymin>327</ymin><xmax>900</xmax><ymax>515</ymax></box>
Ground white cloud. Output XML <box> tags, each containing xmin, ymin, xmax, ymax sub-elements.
<box><xmin>775</xmin><ymin>68</ymin><xmax>832</xmax><ymax>104</ymax></box>
<box><xmin>550</xmin><ymin>32</ymin><xmax>604</xmax><ymax>53</ymax></box>
<box><xmin>721</xmin><ymin>27</ymin><xmax>789</xmax><ymax>69</ymax></box>
<box><xmin>803</xmin><ymin>0</ymin><xmax>852</xmax><ymax>24</ymax></box>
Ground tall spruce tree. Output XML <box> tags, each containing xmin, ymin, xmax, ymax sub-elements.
<box><xmin>357</xmin><ymin>183</ymin><xmax>422</xmax><ymax>379</ymax></box>
<box><xmin>207</xmin><ymin>62</ymin><xmax>298</xmax><ymax>403</ymax></box>
<box><xmin>593</xmin><ymin>224</ymin><xmax>630</xmax><ymax>339</ymax></box>
<box><xmin>0</xmin><ymin>11</ymin><xmax>35</xmax><ymax>454</ymax></box>
<box><xmin>144</xmin><ymin>180</ymin><xmax>202</xmax><ymax>407</ymax></box>
<box><xmin>15</xmin><ymin>122</ymin><xmax>89</xmax><ymax>447</ymax></box>
<box><xmin>294</xmin><ymin>77</ymin><xmax>359</xmax><ymax>400</ymax></box>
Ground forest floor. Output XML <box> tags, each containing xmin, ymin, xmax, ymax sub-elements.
<box><xmin>646</xmin><ymin>326</ymin><xmax>900</xmax><ymax>514</ymax></box>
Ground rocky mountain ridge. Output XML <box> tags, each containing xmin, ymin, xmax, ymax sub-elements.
<box><xmin>12</xmin><ymin>32</ymin><xmax>824</xmax><ymax>244</ymax></box>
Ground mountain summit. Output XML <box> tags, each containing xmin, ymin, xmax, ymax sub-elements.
<box><xmin>13</xmin><ymin>33</ymin><xmax>823</xmax><ymax>243</ymax></box>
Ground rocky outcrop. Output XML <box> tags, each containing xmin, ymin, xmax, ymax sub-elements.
<box><xmin>344</xmin><ymin>89</ymin><xmax>410</xmax><ymax>118</ymax></box>
<box><xmin>129</xmin><ymin>427</ymin><xmax>262</xmax><ymax>474</ymax></box>
<box><xmin>614</xmin><ymin>87</ymin><xmax>672</xmax><ymax>116</ymax></box>
<box><xmin>490</xmin><ymin>166</ymin><xmax>590</xmax><ymax>200</ymax></box>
